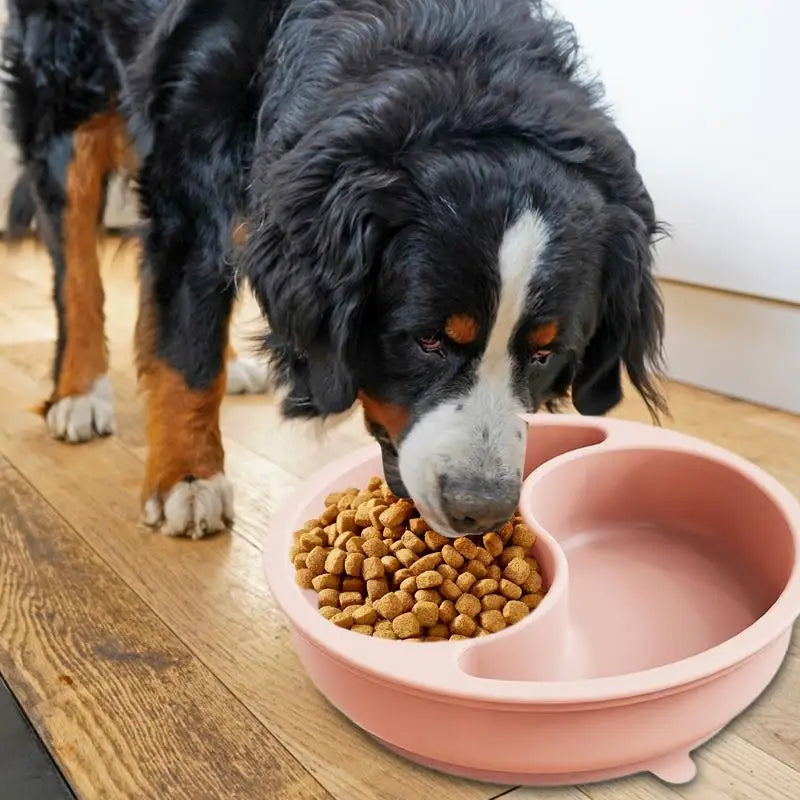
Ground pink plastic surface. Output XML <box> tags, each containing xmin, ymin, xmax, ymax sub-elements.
<box><xmin>264</xmin><ymin>416</ymin><xmax>800</xmax><ymax>785</ymax></box>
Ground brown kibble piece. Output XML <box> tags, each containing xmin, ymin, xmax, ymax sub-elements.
<box><xmin>367</xmin><ymin>578</ymin><xmax>389</xmax><ymax>601</ymax></box>
<box><xmin>345</xmin><ymin>536</ymin><xmax>364</xmax><ymax>554</ymax></box>
<box><xmin>512</xmin><ymin>523</ymin><xmax>535</xmax><ymax>548</ymax></box>
<box><xmin>482</xmin><ymin>593</ymin><xmax>507</xmax><ymax>611</ymax></box>
<box><xmin>449</xmin><ymin>634</ymin><xmax>470</xmax><ymax>641</ymax></box>
<box><xmin>380</xmin><ymin>500</ymin><xmax>414</xmax><ymax>528</ymax></box>
<box><xmin>486</xmin><ymin>564</ymin><xmax>502</xmax><ymax>581</ymax></box>
<box><xmin>342</xmin><ymin>576</ymin><xmax>364</xmax><ymax>593</ymax></box>
<box><xmin>472</xmin><ymin>578</ymin><xmax>499</xmax><ymax>598</ymax></box>
<box><xmin>352</xmin><ymin>625</ymin><xmax>374</xmax><ymax>635</ymax></box>
<box><xmin>367</xmin><ymin>476</ymin><xmax>383</xmax><ymax>491</ymax></box>
<box><xmin>334</xmin><ymin>531</ymin><xmax>355</xmax><ymax>549</ymax></box>
<box><xmin>352</xmin><ymin>605</ymin><xmax>378</xmax><ymax>626</ymax></box>
<box><xmin>450</xmin><ymin>614</ymin><xmax>477</xmax><ymax>637</ymax></box>
<box><xmin>374</xmin><ymin>592</ymin><xmax>403</xmax><ymax>620</ymax></box>
<box><xmin>381</xmin><ymin>555</ymin><xmax>401</xmax><ymax>574</ymax></box>
<box><xmin>438</xmin><ymin>600</ymin><xmax>457</xmax><ymax>624</ymax></box>
<box><xmin>437</xmin><ymin>564</ymin><xmax>458</xmax><ymax>581</ymax></box>
<box><xmin>336</xmin><ymin>510</ymin><xmax>358</xmax><ymax>534</ymax></box>
<box><xmin>299</xmin><ymin>531</ymin><xmax>324</xmax><ymax>551</ymax></box>
<box><xmin>483</xmin><ymin>532</ymin><xmax>504</xmax><ymax>557</ymax></box>
<box><xmin>319</xmin><ymin>606</ymin><xmax>339</xmax><ymax>620</ymax></box>
<box><xmin>295</xmin><ymin>569</ymin><xmax>314</xmax><ymax>589</ymax></box>
<box><xmin>424</xmin><ymin>530</ymin><xmax>449</xmax><ymax>550</ymax></box>
<box><xmin>312</xmin><ymin>573</ymin><xmax>339</xmax><ymax>591</ymax></box>
<box><xmin>392</xmin><ymin>568</ymin><xmax>413</xmax><ymax>586</ymax></box>
<box><xmin>324</xmin><ymin>548</ymin><xmax>347</xmax><ymax>575</ymax></box>
<box><xmin>453</xmin><ymin>537</ymin><xmax>479</xmax><ymax>560</ymax></box>
<box><xmin>455</xmin><ymin>593</ymin><xmax>482</xmax><ymax>618</ymax></box>
<box><xmin>475</xmin><ymin>547</ymin><xmax>494</xmax><ymax>566</ymax></box>
<box><xmin>318</xmin><ymin>589</ymin><xmax>340</xmax><ymax>608</ymax></box>
<box><xmin>393</xmin><ymin>612</ymin><xmax>422</xmax><ymax>639</ymax></box>
<box><xmin>362</xmin><ymin>538</ymin><xmax>389</xmax><ymax>558</ymax></box>
<box><xmin>499</xmin><ymin>578</ymin><xmax>523</xmax><ymax>600</ymax></box>
<box><xmin>426</xmin><ymin>636</ymin><xmax>447</xmax><ymax>642</ymax></box>
<box><xmin>466</xmin><ymin>559</ymin><xmax>488</xmax><ymax>579</ymax></box>
<box><xmin>439</xmin><ymin>579</ymin><xmax>462</xmax><ymax>601</ymax></box>
<box><xmin>414</xmin><ymin>589</ymin><xmax>440</xmax><ymax>604</ymax></box>
<box><xmin>410</xmin><ymin>552</ymin><xmax>443</xmax><ymax>576</ymax></box>
<box><xmin>441</xmin><ymin>544</ymin><xmax>465</xmax><ymax>569</ymax></box>
<box><xmin>344</xmin><ymin>552</ymin><xmax>365</xmax><ymax>577</ymax></box>
<box><xmin>522</xmin><ymin>570</ymin><xmax>543</xmax><ymax>593</ymax></box>
<box><xmin>361</xmin><ymin>527</ymin><xmax>381</xmax><ymax>541</ymax></box>
<box><xmin>400</xmin><ymin>531</ymin><xmax>427</xmax><ymax>554</ymax></box>
<box><xmin>374</xmin><ymin>627</ymin><xmax>397</xmax><ymax>640</ymax></box>
<box><xmin>293</xmin><ymin>553</ymin><xmax>310</xmax><ymax>570</ymax></box>
<box><xmin>498</xmin><ymin>520</ymin><xmax>514</xmax><ymax>542</ymax></box>
<box><xmin>331</xmin><ymin>612</ymin><xmax>354</xmax><ymax>628</ymax></box>
<box><xmin>522</xmin><ymin>592</ymin><xmax>545</xmax><ymax>609</ymax></box>
<box><xmin>504</xmin><ymin>557</ymin><xmax>531</xmax><ymax>585</ymax></box>
<box><xmin>479</xmin><ymin>609</ymin><xmax>506</xmax><ymax>633</ymax></box>
<box><xmin>413</xmin><ymin>601</ymin><xmax>439</xmax><ymax>627</ymax></box>
<box><xmin>368</xmin><ymin>505</ymin><xmax>388</xmax><ymax>529</ymax></box>
<box><xmin>320</xmin><ymin>505</ymin><xmax>339</xmax><ymax>525</ymax></box>
<box><xmin>374</xmin><ymin>620</ymin><xmax>394</xmax><ymax>636</ymax></box>
<box><xmin>396</xmin><ymin>548</ymin><xmax>418</xmax><ymax>567</ymax></box>
<box><xmin>456</xmin><ymin>572</ymin><xmax>477</xmax><ymax>593</ymax></box>
<box><xmin>362</xmin><ymin>556</ymin><xmax>385</xmax><ymax>581</ymax></box>
<box><xmin>339</xmin><ymin>591</ymin><xmax>363</xmax><ymax>608</ymax></box>
<box><xmin>400</xmin><ymin>576</ymin><xmax>418</xmax><ymax>593</ymax></box>
<box><xmin>417</xmin><ymin>570</ymin><xmax>444</xmax><ymax>589</ymax></box>
<box><xmin>409</xmin><ymin>518</ymin><xmax>428</xmax><ymax>535</ymax></box>
<box><xmin>305</xmin><ymin>546</ymin><xmax>328</xmax><ymax>576</ymax></box>
<box><xmin>503</xmin><ymin>600</ymin><xmax>530</xmax><ymax>624</ymax></box>
<box><xmin>396</xmin><ymin>590</ymin><xmax>415</xmax><ymax>612</ymax></box>
<box><xmin>501</xmin><ymin>545</ymin><xmax>527</xmax><ymax>565</ymax></box>
<box><xmin>429</xmin><ymin>623</ymin><xmax>450</xmax><ymax>638</ymax></box>
<box><xmin>325</xmin><ymin>491</ymin><xmax>345</xmax><ymax>507</ymax></box>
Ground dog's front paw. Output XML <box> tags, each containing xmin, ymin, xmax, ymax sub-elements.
<box><xmin>45</xmin><ymin>376</ymin><xmax>115</xmax><ymax>443</ymax></box>
<box><xmin>225</xmin><ymin>357</ymin><xmax>273</xmax><ymax>395</ymax></box>
<box><xmin>142</xmin><ymin>473</ymin><xmax>234</xmax><ymax>540</ymax></box>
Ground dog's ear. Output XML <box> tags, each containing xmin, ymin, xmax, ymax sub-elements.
<box><xmin>244</xmin><ymin>129</ymin><xmax>409</xmax><ymax>418</ymax></box>
<box><xmin>572</xmin><ymin>205</ymin><xmax>666</xmax><ymax>418</ymax></box>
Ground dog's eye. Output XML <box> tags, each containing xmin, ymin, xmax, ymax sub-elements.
<box><xmin>418</xmin><ymin>334</ymin><xmax>445</xmax><ymax>356</ymax></box>
<box><xmin>531</xmin><ymin>349</ymin><xmax>552</xmax><ymax>365</ymax></box>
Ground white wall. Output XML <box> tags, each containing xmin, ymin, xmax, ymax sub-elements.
<box><xmin>552</xmin><ymin>0</ymin><xmax>800</xmax><ymax>305</ymax></box>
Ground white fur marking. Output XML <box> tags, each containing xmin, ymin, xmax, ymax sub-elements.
<box><xmin>142</xmin><ymin>473</ymin><xmax>234</xmax><ymax>540</ymax></box>
<box><xmin>46</xmin><ymin>375</ymin><xmax>115</xmax><ymax>443</ymax></box>
<box><xmin>398</xmin><ymin>211</ymin><xmax>549</xmax><ymax>535</ymax></box>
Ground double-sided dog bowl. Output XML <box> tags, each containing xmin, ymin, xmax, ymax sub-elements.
<box><xmin>264</xmin><ymin>415</ymin><xmax>800</xmax><ymax>785</ymax></box>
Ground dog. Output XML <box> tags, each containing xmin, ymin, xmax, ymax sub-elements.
<box><xmin>3</xmin><ymin>0</ymin><xmax>665</xmax><ymax>539</ymax></box>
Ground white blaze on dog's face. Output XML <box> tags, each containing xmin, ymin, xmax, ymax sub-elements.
<box><xmin>398</xmin><ymin>210</ymin><xmax>549</xmax><ymax>536</ymax></box>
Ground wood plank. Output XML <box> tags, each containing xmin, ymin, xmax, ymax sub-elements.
<box><xmin>0</xmin><ymin>461</ymin><xmax>328</xmax><ymax>800</ymax></box>
<box><xmin>498</xmin><ymin>787</ymin><xmax>588</xmax><ymax>799</ymax></box>
<box><xmin>0</xmin><ymin>354</ymin><xmax>504</xmax><ymax>800</ymax></box>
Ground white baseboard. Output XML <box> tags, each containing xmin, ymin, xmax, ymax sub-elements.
<box><xmin>660</xmin><ymin>281</ymin><xmax>800</xmax><ymax>414</ymax></box>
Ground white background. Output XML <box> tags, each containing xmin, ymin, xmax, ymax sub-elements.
<box><xmin>551</xmin><ymin>0</ymin><xmax>800</xmax><ymax>305</ymax></box>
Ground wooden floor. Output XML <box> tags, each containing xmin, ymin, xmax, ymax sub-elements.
<box><xmin>1</xmin><ymin>238</ymin><xmax>799</xmax><ymax>800</ymax></box>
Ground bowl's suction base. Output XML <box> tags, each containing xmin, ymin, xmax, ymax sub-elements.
<box><xmin>379</xmin><ymin>739</ymin><xmax>703</xmax><ymax>787</ymax></box>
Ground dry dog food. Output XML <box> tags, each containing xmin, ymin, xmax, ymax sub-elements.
<box><xmin>289</xmin><ymin>478</ymin><xmax>546</xmax><ymax>641</ymax></box>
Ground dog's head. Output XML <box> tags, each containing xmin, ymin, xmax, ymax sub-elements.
<box><xmin>244</xmin><ymin>0</ymin><xmax>665</xmax><ymax>536</ymax></box>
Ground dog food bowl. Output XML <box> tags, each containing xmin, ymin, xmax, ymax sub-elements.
<box><xmin>264</xmin><ymin>415</ymin><xmax>800</xmax><ymax>786</ymax></box>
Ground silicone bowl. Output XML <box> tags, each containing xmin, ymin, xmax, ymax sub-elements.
<box><xmin>264</xmin><ymin>415</ymin><xmax>800</xmax><ymax>786</ymax></box>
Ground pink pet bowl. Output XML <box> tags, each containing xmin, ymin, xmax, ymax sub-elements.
<box><xmin>264</xmin><ymin>415</ymin><xmax>800</xmax><ymax>786</ymax></box>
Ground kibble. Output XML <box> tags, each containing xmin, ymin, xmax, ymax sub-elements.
<box><xmin>290</xmin><ymin>479</ymin><xmax>545</xmax><ymax>640</ymax></box>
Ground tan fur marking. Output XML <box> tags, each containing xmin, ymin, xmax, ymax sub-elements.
<box><xmin>359</xmin><ymin>392</ymin><xmax>410</xmax><ymax>441</ymax></box>
<box><xmin>528</xmin><ymin>321</ymin><xmax>559</xmax><ymax>350</ymax></box>
<box><xmin>444</xmin><ymin>313</ymin><xmax>480</xmax><ymax>345</ymax></box>
<box><xmin>54</xmin><ymin>111</ymin><xmax>133</xmax><ymax>401</ymax></box>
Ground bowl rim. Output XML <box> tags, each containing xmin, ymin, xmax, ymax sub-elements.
<box><xmin>263</xmin><ymin>415</ymin><xmax>800</xmax><ymax>705</ymax></box>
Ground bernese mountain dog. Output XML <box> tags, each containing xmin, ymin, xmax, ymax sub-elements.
<box><xmin>3</xmin><ymin>0</ymin><xmax>665</xmax><ymax>539</ymax></box>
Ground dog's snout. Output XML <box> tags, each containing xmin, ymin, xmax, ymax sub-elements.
<box><xmin>439</xmin><ymin>475</ymin><xmax>520</xmax><ymax>535</ymax></box>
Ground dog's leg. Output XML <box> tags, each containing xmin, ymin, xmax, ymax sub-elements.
<box><xmin>134</xmin><ymin>150</ymin><xmax>242</xmax><ymax>538</ymax></box>
<box><xmin>31</xmin><ymin>113</ymin><xmax>127</xmax><ymax>442</ymax></box>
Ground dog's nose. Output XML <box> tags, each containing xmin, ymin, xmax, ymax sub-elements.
<box><xmin>439</xmin><ymin>475</ymin><xmax>520</xmax><ymax>535</ymax></box>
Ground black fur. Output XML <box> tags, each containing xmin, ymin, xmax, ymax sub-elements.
<box><xmin>3</xmin><ymin>0</ymin><xmax>665</xmax><ymax>494</ymax></box>
<box><xmin>6</xmin><ymin>174</ymin><xmax>35</xmax><ymax>238</ymax></box>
